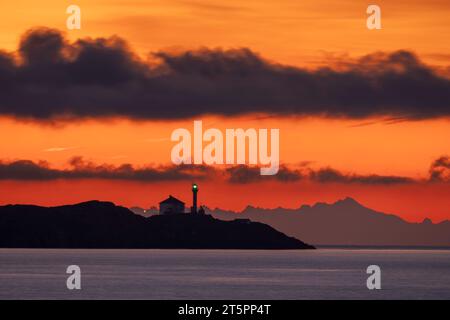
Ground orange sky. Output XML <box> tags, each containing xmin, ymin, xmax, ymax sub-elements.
<box><xmin>1</xmin><ymin>116</ymin><xmax>449</xmax><ymax>177</ymax></box>
<box><xmin>0</xmin><ymin>0</ymin><xmax>449</xmax><ymax>67</ymax></box>
<box><xmin>0</xmin><ymin>0</ymin><xmax>449</xmax><ymax>222</ymax></box>
<box><xmin>0</xmin><ymin>115</ymin><xmax>449</xmax><ymax>222</ymax></box>
<box><xmin>1</xmin><ymin>179</ymin><xmax>449</xmax><ymax>223</ymax></box>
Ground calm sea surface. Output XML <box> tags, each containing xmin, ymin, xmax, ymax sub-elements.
<box><xmin>1</xmin><ymin>248</ymin><xmax>450</xmax><ymax>299</ymax></box>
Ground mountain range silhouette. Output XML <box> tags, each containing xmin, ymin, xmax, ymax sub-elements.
<box><xmin>199</xmin><ymin>197</ymin><xmax>450</xmax><ymax>247</ymax></box>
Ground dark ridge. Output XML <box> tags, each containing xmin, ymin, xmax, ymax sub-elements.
<box><xmin>0</xmin><ymin>201</ymin><xmax>314</xmax><ymax>249</ymax></box>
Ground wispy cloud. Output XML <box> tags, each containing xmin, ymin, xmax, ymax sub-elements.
<box><xmin>43</xmin><ymin>146</ymin><xmax>79</xmax><ymax>152</ymax></box>
<box><xmin>142</xmin><ymin>137</ymin><xmax>170</xmax><ymax>143</ymax></box>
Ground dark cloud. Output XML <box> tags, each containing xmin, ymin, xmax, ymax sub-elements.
<box><xmin>1</xmin><ymin>27</ymin><xmax>449</xmax><ymax>120</ymax></box>
<box><xmin>0</xmin><ymin>157</ymin><xmax>215</xmax><ymax>181</ymax></box>
<box><xmin>429</xmin><ymin>156</ymin><xmax>450</xmax><ymax>182</ymax></box>
<box><xmin>225</xmin><ymin>165</ymin><xmax>416</xmax><ymax>185</ymax></box>
<box><xmin>0</xmin><ymin>157</ymin><xmax>447</xmax><ymax>185</ymax></box>
<box><xmin>308</xmin><ymin>167</ymin><xmax>415</xmax><ymax>185</ymax></box>
<box><xmin>226</xmin><ymin>165</ymin><xmax>302</xmax><ymax>184</ymax></box>
<box><xmin>0</xmin><ymin>160</ymin><xmax>60</xmax><ymax>180</ymax></box>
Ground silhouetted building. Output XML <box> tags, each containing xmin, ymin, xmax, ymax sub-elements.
<box><xmin>159</xmin><ymin>195</ymin><xmax>185</xmax><ymax>215</ymax></box>
<box><xmin>159</xmin><ymin>184</ymin><xmax>205</xmax><ymax>215</ymax></box>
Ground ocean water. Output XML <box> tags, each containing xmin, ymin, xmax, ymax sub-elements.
<box><xmin>1</xmin><ymin>248</ymin><xmax>450</xmax><ymax>299</ymax></box>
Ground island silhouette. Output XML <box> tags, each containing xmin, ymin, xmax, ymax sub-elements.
<box><xmin>0</xmin><ymin>183</ymin><xmax>314</xmax><ymax>249</ymax></box>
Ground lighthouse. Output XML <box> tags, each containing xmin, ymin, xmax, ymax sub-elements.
<box><xmin>192</xmin><ymin>183</ymin><xmax>198</xmax><ymax>214</ymax></box>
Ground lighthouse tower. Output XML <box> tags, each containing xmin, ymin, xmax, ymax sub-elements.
<box><xmin>191</xmin><ymin>183</ymin><xmax>198</xmax><ymax>214</ymax></box>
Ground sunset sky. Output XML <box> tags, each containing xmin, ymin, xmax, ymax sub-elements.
<box><xmin>0</xmin><ymin>0</ymin><xmax>449</xmax><ymax>222</ymax></box>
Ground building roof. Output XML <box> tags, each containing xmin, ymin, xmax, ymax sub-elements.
<box><xmin>159</xmin><ymin>195</ymin><xmax>185</xmax><ymax>205</ymax></box>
